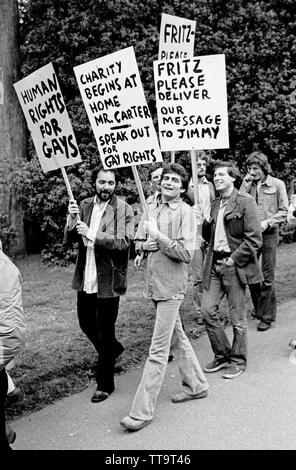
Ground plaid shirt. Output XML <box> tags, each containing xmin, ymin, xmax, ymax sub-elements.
<box><xmin>135</xmin><ymin>196</ymin><xmax>196</xmax><ymax>301</ymax></box>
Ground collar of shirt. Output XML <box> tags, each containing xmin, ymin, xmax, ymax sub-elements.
<box><xmin>153</xmin><ymin>191</ymin><xmax>161</xmax><ymax>203</ymax></box>
<box><xmin>199</xmin><ymin>176</ymin><xmax>210</xmax><ymax>185</ymax></box>
<box><xmin>93</xmin><ymin>195</ymin><xmax>109</xmax><ymax>208</ymax></box>
<box><xmin>219</xmin><ymin>197</ymin><xmax>230</xmax><ymax>208</ymax></box>
<box><xmin>190</xmin><ymin>176</ymin><xmax>209</xmax><ymax>187</ymax></box>
<box><xmin>160</xmin><ymin>196</ymin><xmax>183</xmax><ymax>210</ymax></box>
<box><xmin>261</xmin><ymin>175</ymin><xmax>272</xmax><ymax>187</ymax></box>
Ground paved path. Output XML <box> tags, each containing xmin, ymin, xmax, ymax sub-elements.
<box><xmin>10</xmin><ymin>300</ymin><xmax>296</xmax><ymax>450</ymax></box>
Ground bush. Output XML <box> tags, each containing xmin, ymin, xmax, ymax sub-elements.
<box><xmin>279</xmin><ymin>221</ymin><xmax>296</xmax><ymax>245</ymax></box>
<box><xmin>0</xmin><ymin>215</ymin><xmax>17</xmax><ymax>254</ymax></box>
<box><xmin>17</xmin><ymin>0</ymin><xmax>296</xmax><ymax>261</ymax></box>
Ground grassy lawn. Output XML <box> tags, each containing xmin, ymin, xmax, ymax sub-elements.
<box><xmin>6</xmin><ymin>242</ymin><xmax>296</xmax><ymax>419</ymax></box>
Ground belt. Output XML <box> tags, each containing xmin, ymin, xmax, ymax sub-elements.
<box><xmin>213</xmin><ymin>250</ymin><xmax>231</xmax><ymax>261</ymax></box>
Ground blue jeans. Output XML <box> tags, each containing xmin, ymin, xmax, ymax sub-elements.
<box><xmin>190</xmin><ymin>242</ymin><xmax>207</xmax><ymax>310</ymax></box>
<box><xmin>249</xmin><ymin>227</ymin><xmax>278</xmax><ymax>324</ymax></box>
<box><xmin>129</xmin><ymin>298</ymin><xmax>209</xmax><ymax>421</ymax></box>
<box><xmin>201</xmin><ymin>262</ymin><xmax>247</xmax><ymax>368</ymax></box>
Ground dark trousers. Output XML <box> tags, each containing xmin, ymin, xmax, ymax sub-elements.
<box><xmin>77</xmin><ymin>292</ymin><xmax>121</xmax><ymax>394</ymax></box>
<box><xmin>0</xmin><ymin>368</ymin><xmax>9</xmax><ymax>449</ymax></box>
<box><xmin>249</xmin><ymin>227</ymin><xmax>278</xmax><ymax>324</ymax></box>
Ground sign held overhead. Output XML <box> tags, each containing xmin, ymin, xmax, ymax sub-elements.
<box><xmin>154</xmin><ymin>54</ymin><xmax>229</xmax><ymax>151</ymax></box>
<box><xmin>158</xmin><ymin>13</ymin><xmax>196</xmax><ymax>61</ymax></box>
<box><xmin>74</xmin><ymin>46</ymin><xmax>162</xmax><ymax>170</ymax></box>
<box><xmin>14</xmin><ymin>63</ymin><xmax>81</xmax><ymax>173</ymax></box>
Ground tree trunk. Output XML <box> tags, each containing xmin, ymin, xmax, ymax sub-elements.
<box><xmin>0</xmin><ymin>0</ymin><xmax>27</xmax><ymax>256</ymax></box>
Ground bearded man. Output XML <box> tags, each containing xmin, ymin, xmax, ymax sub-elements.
<box><xmin>65</xmin><ymin>164</ymin><xmax>134</xmax><ymax>403</ymax></box>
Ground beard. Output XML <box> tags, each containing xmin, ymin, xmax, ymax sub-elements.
<box><xmin>96</xmin><ymin>188</ymin><xmax>114</xmax><ymax>202</ymax></box>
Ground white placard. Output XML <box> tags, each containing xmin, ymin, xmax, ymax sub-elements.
<box><xmin>154</xmin><ymin>54</ymin><xmax>229</xmax><ymax>151</ymax></box>
<box><xmin>13</xmin><ymin>63</ymin><xmax>81</xmax><ymax>173</ymax></box>
<box><xmin>158</xmin><ymin>13</ymin><xmax>196</xmax><ymax>61</ymax></box>
<box><xmin>74</xmin><ymin>46</ymin><xmax>162</xmax><ymax>170</ymax></box>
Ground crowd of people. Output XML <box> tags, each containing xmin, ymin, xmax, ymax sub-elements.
<box><xmin>64</xmin><ymin>152</ymin><xmax>292</xmax><ymax>432</ymax></box>
<box><xmin>1</xmin><ymin>150</ymin><xmax>296</xmax><ymax>447</ymax></box>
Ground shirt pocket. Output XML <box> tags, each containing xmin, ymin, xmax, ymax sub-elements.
<box><xmin>262</xmin><ymin>188</ymin><xmax>277</xmax><ymax>213</ymax></box>
<box><xmin>225</xmin><ymin>212</ymin><xmax>243</xmax><ymax>236</ymax></box>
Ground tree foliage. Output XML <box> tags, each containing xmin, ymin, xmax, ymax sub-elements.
<box><xmin>16</xmin><ymin>0</ymin><xmax>296</xmax><ymax>259</ymax></box>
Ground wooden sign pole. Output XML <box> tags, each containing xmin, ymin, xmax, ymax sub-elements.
<box><xmin>61</xmin><ymin>167</ymin><xmax>75</xmax><ymax>200</ymax></box>
<box><xmin>132</xmin><ymin>166</ymin><xmax>149</xmax><ymax>220</ymax></box>
<box><xmin>171</xmin><ymin>151</ymin><xmax>175</xmax><ymax>163</ymax></box>
<box><xmin>61</xmin><ymin>166</ymin><xmax>81</xmax><ymax>222</ymax></box>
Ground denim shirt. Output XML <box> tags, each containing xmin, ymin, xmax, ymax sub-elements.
<box><xmin>240</xmin><ymin>175</ymin><xmax>288</xmax><ymax>227</ymax></box>
<box><xmin>135</xmin><ymin>197</ymin><xmax>196</xmax><ymax>301</ymax></box>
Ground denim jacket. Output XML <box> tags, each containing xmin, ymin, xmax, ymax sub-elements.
<box><xmin>240</xmin><ymin>175</ymin><xmax>288</xmax><ymax>227</ymax></box>
<box><xmin>135</xmin><ymin>197</ymin><xmax>196</xmax><ymax>301</ymax></box>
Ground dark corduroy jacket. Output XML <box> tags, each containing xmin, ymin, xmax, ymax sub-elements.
<box><xmin>65</xmin><ymin>194</ymin><xmax>134</xmax><ymax>297</ymax></box>
<box><xmin>202</xmin><ymin>188</ymin><xmax>263</xmax><ymax>290</ymax></box>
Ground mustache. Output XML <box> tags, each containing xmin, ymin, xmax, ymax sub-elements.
<box><xmin>100</xmin><ymin>189</ymin><xmax>112</xmax><ymax>194</ymax></box>
<box><xmin>96</xmin><ymin>188</ymin><xmax>114</xmax><ymax>199</ymax></box>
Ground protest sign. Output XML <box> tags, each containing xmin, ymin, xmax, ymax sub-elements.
<box><xmin>73</xmin><ymin>46</ymin><xmax>162</xmax><ymax>170</ymax></box>
<box><xmin>158</xmin><ymin>13</ymin><xmax>196</xmax><ymax>163</ymax></box>
<box><xmin>13</xmin><ymin>63</ymin><xmax>81</xmax><ymax>173</ymax></box>
<box><xmin>154</xmin><ymin>54</ymin><xmax>229</xmax><ymax>152</ymax></box>
<box><xmin>158</xmin><ymin>13</ymin><xmax>196</xmax><ymax>61</ymax></box>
